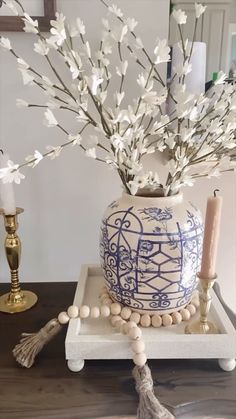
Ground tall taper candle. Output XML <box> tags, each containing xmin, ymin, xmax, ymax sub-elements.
<box><xmin>0</xmin><ymin>151</ymin><xmax>16</xmax><ymax>215</ymax></box>
<box><xmin>200</xmin><ymin>190</ymin><xmax>222</xmax><ymax>279</ymax></box>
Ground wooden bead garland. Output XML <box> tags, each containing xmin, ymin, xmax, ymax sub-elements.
<box><xmin>98</xmin><ymin>286</ymin><xmax>200</xmax><ymax>328</ymax></box>
<box><xmin>55</xmin><ymin>288</ymin><xmax>200</xmax><ymax>371</ymax></box>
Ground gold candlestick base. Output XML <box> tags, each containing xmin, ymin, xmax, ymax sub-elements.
<box><xmin>0</xmin><ymin>208</ymin><xmax>38</xmax><ymax>314</ymax></box>
<box><xmin>0</xmin><ymin>290</ymin><xmax>38</xmax><ymax>314</ymax></box>
<box><xmin>185</xmin><ymin>274</ymin><xmax>219</xmax><ymax>335</ymax></box>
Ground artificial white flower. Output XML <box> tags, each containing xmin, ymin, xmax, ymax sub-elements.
<box><xmin>111</xmin><ymin>133</ymin><xmax>124</xmax><ymax>152</ymax></box>
<box><xmin>85</xmin><ymin>147</ymin><xmax>96</xmax><ymax>159</ymax></box>
<box><xmin>68</xmin><ymin>25</ymin><xmax>78</xmax><ymax>38</ymax></box>
<box><xmin>86</xmin><ymin>74</ymin><xmax>104</xmax><ymax>95</ymax></box>
<box><xmin>0</xmin><ymin>160</ymin><xmax>25</xmax><ymax>184</ymax></box>
<box><xmin>0</xmin><ymin>37</ymin><xmax>12</xmax><ymax>50</ymax></box>
<box><xmin>46</xmin><ymin>100</ymin><xmax>60</xmax><ymax>109</ymax></box>
<box><xmin>97</xmin><ymin>91</ymin><xmax>107</xmax><ymax>104</ymax></box>
<box><xmin>22</xmin><ymin>13</ymin><xmax>38</xmax><ymax>34</ymax></box>
<box><xmin>68</xmin><ymin>134</ymin><xmax>82</xmax><ymax>145</ymax></box>
<box><xmin>116</xmin><ymin>61</ymin><xmax>128</xmax><ymax>77</ymax></box>
<box><xmin>67</xmin><ymin>57</ymin><xmax>80</xmax><ymax>80</ymax></box>
<box><xmin>134</xmin><ymin>37</ymin><xmax>144</xmax><ymax>50</ymax></box>
<box><xmin>19</xmin><ymin>69</ymin><xmax>34</xmax><ymax>86</ymax></box>
<box><xmin>108</xmin><ymin>4</ymin><xmax>123</xmax><ymax>18</ymax></box>
<box><xmin>4</xmin><ymin>1</ymin><xmax>19</xmax><ymax>15</ymax></box>
<box><xmin>46</xmin><ymin>146</ymin><xmax>62</xmax><ymax>159</ymax></box>
<box><xmin>25</xmin><ymin>150</ymin><xmax>43</xmax><ymax>168</ymax></box>
<box><xmin>17</xmin><ymin>58</ymin><xmax>29</xmax><ymax>70</ymax></box>
<box><xmin>142</xmin><ymin>91</ymin><xmax>159</xmax><ymax>106</ymax></box>
<box><xmin>174</xmin><ymin>61</ymin><xmax>192</xmax><ymax>76</ymax></box>
<box><xmin>84</xmin><ymin>41</ymin><xmax>91</xmax><ymax>58</ymax></box>
<box><xmin>77</xmin><ymin>18</ymin><xmax>86</xmax><ymax>35</ymax></box>
<box><xmin>44</xmin><ymin>109</ymin><xmax>58</xmax><ymax>127</ymax></box>
<box><xmin>96</xmin><ymin>51</ymin><xmax>110</xmax><ymax>67</ymax></box>
<box><xmin>16</xmin><ymin>99</ymin><xmax>28</xmax><ymax>108</ymax></box>
<box><xmin>128</xmin><ymin>174</ymin><xmax>149</xmax><ymax>195</ymax></box>
<box><xmin>137</xmin><ymin>73</ymin><xmax>148</xmax><ymax>89</ymax></box>
<box><xmin>154</xmin><ymin>39</ymin><xmax>170</xmax><ymax>64</ymax></box>
<box><xmin>195</xmin><ymin>3</ymin><xmax>207</xmax><ymax>19</ymax></box>
<box><xmin>46</xmin><ymin>37</ymin><xmax>59</xmax><ymax>50</ymax></box>
<box><xmin>111</xmin><ymin>25</ymin><xmax>128</xmax><ymax>43</ymax></box>
<box><xmin>172</xmin><ymin>9</ymin><xmax>187</xmax><ymax>25</ymax></box>
<box><xmin>115</xmin><ymin>91</ymin><xmax>125</xmax><ymax>107</ymax></box>
<box><xmin>50</xmin><ymin>13</ymin><xmax>66</xmax><ymax>46</ymax></box>
<box><xmin>214</xmin><ymin>71</ymin><xmax>227</xmax><ymax>85</ymax></box>
<box><xmin>34</xmin><ymin>39</ymin><xmax>49</xmax><ymax>56</ymax></box>
<box><xmin>126</xmin><ymin>17</ymin><xmax>138</xmax><ymax>32</ymax></box>
<box><xmin>102</xmin><ymin>38</ymin><xmax>112</xmax><ymax>55</ymax></box>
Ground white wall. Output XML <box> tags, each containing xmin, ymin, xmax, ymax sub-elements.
<box><xmin>230</xmin><ymin>0</ymin><xmax>236</xmax><ymax>23</ymax></box>
<box><xmin>0</xmin><ymin>0</ymin><xmax>236</xmax><ymax>312</ymax></box>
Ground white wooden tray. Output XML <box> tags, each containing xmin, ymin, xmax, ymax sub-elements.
<box><xmin>65</xmin><ymin>265</ymin><xmax>236</xmax><ymax>372</ymax></box>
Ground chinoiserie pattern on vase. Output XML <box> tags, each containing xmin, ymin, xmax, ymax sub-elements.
<box><xmin>100</xmin><ymin>193</ymin><xmax>203</xmax><ymax>315</ymax></box>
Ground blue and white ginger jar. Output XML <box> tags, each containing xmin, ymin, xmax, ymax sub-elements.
<box><xmin>100</xmin><ymin>193</ymin><xmax>203</xmax><ymax>315</ymax></box>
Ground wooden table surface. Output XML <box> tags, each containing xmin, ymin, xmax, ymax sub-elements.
<box><xmin>0</xmin><ymin>282</ymin><xmax>236</xmax><ymax>419</ymax></box>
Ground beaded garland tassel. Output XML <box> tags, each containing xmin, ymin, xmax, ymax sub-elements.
<box><xmin>12</xmin><ymin>285</ymin><xmax>199</xmax><ymax>419</ymax></box>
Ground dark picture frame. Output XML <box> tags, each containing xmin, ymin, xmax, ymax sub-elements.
<box><xmin>0</xmin><ymin>0</ymin><xmax>56</xmax><ymax>32</ymax></box>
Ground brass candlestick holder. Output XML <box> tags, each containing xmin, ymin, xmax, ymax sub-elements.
<box><xmin>185</xmin><ymin>273</ymin><xmax>218</xmax><ymax>334</ymax></box>
<box><xmin>0</xmin><ymin>208</ymin><xmax>38</xmax><ymax>314</ymax></box>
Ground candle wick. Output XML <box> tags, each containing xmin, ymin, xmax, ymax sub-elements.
<box><xmin>213</xmin><ymin>189</ymin><xmax>220</xmax><ymax>198</ymax></box>
<box><xmin>0</xmin><ymin>150</ymin><xmax>3</xmax><ymax>155</ymax></box>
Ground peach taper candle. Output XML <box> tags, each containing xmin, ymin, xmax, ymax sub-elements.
<box><xmin>200</xmin><ymin>189</ymin><xmax>222</xmax><ymax>279</ymax></box>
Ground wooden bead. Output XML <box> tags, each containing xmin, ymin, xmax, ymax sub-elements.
<box><xmin>67</xmin><ymin>305</ymin><xmax>79</xmax><ymax>319</ymax></box>
<box><xmin>180</xmin><ymin>308</ymin><xmax>191</xmax><ymax>321</ymax></box>
<box><xmin>129</xmin><ymin>326</ymin><xmax>142</xmax><ymax>340</ymax></box>
<box><xmin>120</xmin><ymin>307</ymin><xmax>132</xmax><ymax>320</ymax></box>
<box><xmin>131</xmin><ymin>340</ymin><xmax>145</xmax><ymax>354</ymax></box>
<box><xmin>100</xmin><ymin>305</ymin><xmax>110</xmax><ymax>317</ymax></box>
<box><xmin>140</xmin><ymin>314</ymin><xmax>151</xmax><ymax>328</ymax></box>
<box><xmin>102</xmin><ymin>298</ymin><xmax>113</xmax><ymax>306</ymax></box>
<box><xmin>171</xmin><ymin>312</ymin><xmax>182</xmax><ymax>325</ymax></box>
<box><xmin>126</xmin><ymin>321</ymin><xmax>138</xmax><ymax>332</ymax></box>
<box><xmin>162</xmin><ymin>314</ymin><xmax>173</xmax><ymax>327</ymax></box>
<box><xmin>133</xmin><ymin>353</ymin><xmax>147</xmax><ymax>367</ymax></box>
<box><xmin>122</xmin><ymin>321</ymin><xmax>137</xmax><ymax>335</ymax></box>
<box><xmin>79</xmin><ymin>305</ymin><xmax>90</xmax><ymax>319</ymax></box>
<box><xmin>151</xmin><ymin>314</ymin><xmax>162</xmax><ymax>328</ymax></box>
<box><xmin>58</xmin><ymin>311</ymin><xmax>70</xmax><ymax>324</ymax></box>
<box><xmin>110</xmin><ymin>302</ymin><xmax>121</xmax><ymax>315</ymax></box>
<box><xmin>192</xmin><ymin>297</ymin><xmax>200</xmax><ymax>308</ymax></box>
<box><xmin>186</xmin><ymin>304</ymin><xmax>196</xmax><ymax>316</ymax></box>
<box><xmin>90</xmin><ymin>306</ymin><xmax>100</xmax><ymax>319</ymax></box>
<box><xmin>130</xmin><ymin>312</ymin><xmax>141</xmax><ymax>324</ymax></box>
<box><xmin>111</xmin><ymin>315</ymin><xmax>122</xmax><ymax>327</ymax></box>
